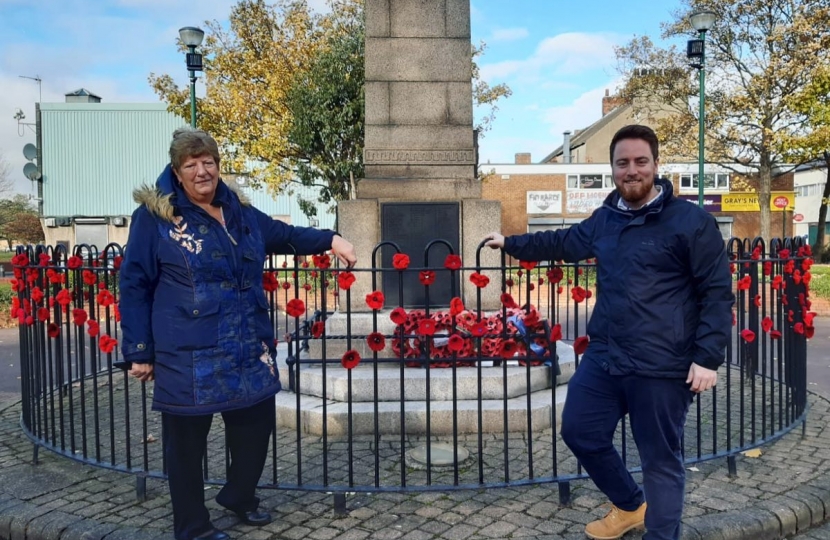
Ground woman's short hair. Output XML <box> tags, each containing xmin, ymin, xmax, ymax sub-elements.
<box><xmin>169</xmin><ymin>127</ymin><xmax>221</xmax><ymax>171</ymax></box>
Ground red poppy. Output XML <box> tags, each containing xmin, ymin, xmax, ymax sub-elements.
<box><xmin>523</xmin><ymin>310</ymin><xmax>540</xmax><ymax>328</ymax></box>
<box><xmin>113</xmin><ymin>303</ymin><xmax>121</xmax><ymax>322</ymax></box>
<box><xmin>804</xmin><ymin>272</ymin><xmax>813</xmax><ymax>285</ymax></box>
<box><xmin>338</xmin><ymin>271</ymin><xmax>356</xmax><ymax>290</ymax></box>
<box><xmin>99</xmin><ymin>335</ymin><xmax>118</xmax><ymax>354</ymax></box>
<box><xmin>545</xmin><ymin>266</ymin><xmax>565</xmax><ymax>283</ymax></box>
<box><xmin>804</xmin><ymin>312</ymin><xmax>816</xmax><ymax>326</ymax></box>
<box><xmin>96</xmin><ymin>290</ymin><xmax>115</xmax><ymax>307</ymax></box>
<box><xmin>538</xmin><ymin>277</ymin><xmax>545</xmax><ymax>285</ymax></box>
<box><xmin>753</xmin><ymin>294</ymin><xmax>761</xmax><ymax>307</ymax></box>
<box><xmin>419</xmin><ymin>271</ymin><xmax>436</xmax><ymax>286</ymax></box>
<box><xmin>769</xmin><ymin>330</ymin><xmax>782</xmax><ymax>340</ymax></box>
<box><xmin>571</xmin><ymin>287</ymin><xmax>587</xmax><ymax>303</ymax></box>
<box><xmin>38</xmin><ymin>253</ymin><xmax>51</xmax><ymax>267</ymax></box>
<box><xmin>740</xmin><ymin>329</ymin><xmax>756</xmax><ymax>343</ymax></box>
<box><xmin>301</xmin><ymin>261</ymin><xmax>309</xmax><ymax>269</ymax></box>
<box><xmin>390</xmin><ymin>307</ymin><xmax>407</xmax><ymax>326</ymax></box>
<box><xmin>505</xmin><ymin>278</ymin><xmax>514</xmax><ymax>288</ymax></box>
<box><xmin>470</xmin><ymin>273</ymin><xmax>490</xmax><ymax>288</ymax></box>
<box><xmin>72</xmin><ymin>308</ymin><xmax>88</xmax><ymax>326</ymax></box>
<box><xmin>778</xmin><ymin>249</ymin><xmax>791</xmax><ymax>259</ymax></box>
<box><xmin>303</xmin><ymin>283</ymin><xmax>312</xmax><ymax>291</ymax></box>
<box><xmin>30</xmin><ymin>287</ymin><xmax>44</xmax><ymax>304</ymax></box>
<box><xmin>11</xmin><ymin>254</ymin><xmax>29</xmax><ymax>267</ymax></box>
<box><xmin>286</xmin><ymin>299</ymin><xmax>306</xmax><ymax>318</ymax></box>
<box><xmin>573</xmin><ymin>336</ymin><xmax>589</xmax><ymax>355</ymax></box>
<box><xmin>82</xmin><ymin>270</ymin><xmax>97</xmax><ymax>286</ymax></box>
<box><xmin>112</xmin><ymin>256</ymin><xmax>123</xmax><ymax>270</ymax></box>
<box><xmin>311</xmin><ymin>321</ymin><xmax>325</xmax><ymax>338</ymax></box>
<box><xmin>449</xmin><ymin>297</ymin><xmax>465</xmax><ymax>316</ymax></box>
<box><xmin>499</xmin><ymin>339</ymin><xmax>518</xmax><ymax>358</ymax></box>
<box><xmin>37</xmin><ymin>307</ymin><xmax>50</xmax><ymax>322</ymax></box>
<box><xmin>365</xmin><ymin>291</ymin><xmax>385</xmax><ymax>310</ymax></box>
<box><xmin>24</xmin><ymin>315</ymin><xmax>34</xmax><ymax>326</ymax></box>
<box><xmin>519</xmin><ymin>261</ymin><xmax>537</xmax><ymax>271</ymax></box>
<box><xmin>517</xmin><ymin>270</ymin><xmax>523</xmax><ymax>278</ymax></box>
<box><xmin>500</xmin><ymin>293</ymin><xmax>518</xmax><ymax>309</ymax></box>
<box><xmin>763</xmin><ymin>261</ymin><xmax>772</xmax><ymax>276</ymax></box>
<box><xmin>282</xmin><ymin>281</ymin><xmax>291</xmax><ymax>290</ymax></box>
<box><xmin>392</xmin><ymin>254</ymin><xmax>410</xmax><ymax>270</ymax></box>
<box><xmin>761</xmin><ymin>317</ymin><xmax>773</xmax><ymax>332</ymax></box>
<box><xmin>47</xmin><ymin>323</ymin><xmax>60</xmax><ymax>338</ymax></box>
<box><xmin>312</xmin><ymin>254</ymin><xmax>331</xmax><ymax>269</ymax></box>
<box><xmin>550</xmin><ymin>324</ymin><xmax>562</xmax><ymax>342</ymax></box>
<box><xmin>262</xmin><ymin>272</ymin><xmax>279</xmax><ymax>292</ymax></box>
<box><xmin>341</xmin><ymin>349</ymin><xmax>361</xmax><ymax>369</ymax></box>
<box><xmin>470</xmin><ymin>321</ymin><xmax>488</xmax><ymax>338</ymax></box>
<box><xmin>56</xmin><ymin>289</ymin><xmax>72</xmax><ymax>308</ymax></box>
<box><xmin>87</xmin><ymin>320</ymin><xmax>100</xmax><ymax>337</ymax></box>
<box><xmin>447</xmin><ymin>334</ymin><xmax>465</xmax><ymax>352</ymax></box>
<box><xmin>418</xmin><ymin>319</ymin><xmax>436</xmax><ymax>336</ymax></box>
<box><xmin>806</xmin><ymin>325</ymin><xmax>815</xmax><ymax>339</ymax></box>
<box><xmin>67</xmin><ymin>256</ymin><xmax>83</xmax><ymax>270</ymax></box>
<box><xmin>444</xmin><ymin>254</ymin><xmax>462</xmax><ymax>271</ymax></box>
<box><xmin>794</xmin><ymin>323</ymin><xmax>804</xmax><ymax>335</ymax></box>
<box><xmin>366</xmin><ymin>332</ymin><xmax>386</xmax><ymax>352</ymax></box>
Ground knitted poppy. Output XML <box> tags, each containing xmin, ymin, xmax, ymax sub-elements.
<box><xmin>67</xmin><ymin>256</ymin><xmax>83</xmax><ymax>270</ymax></box>
<box><xmin>47</xmin><ymin>323</ymin><xmax>60</xmax><ymax>338</ymax></box>
<box><xmin>449</xmin><ymin>297</ymin><xmax>465</xmax><ymax>316</ymax></box>
<box><xmin>341</xmin><ymin>349</ymin><xmax>361</xmax><ymax>369</ymax></box>
<box><xmin>447</xmin><ymin>334</ymin><xmax>465</xmax><ymax>352</ymax></box>
<box><xmin>519</xmin><ymin>261</ymin><xmax>537</xmax><ymax>271</ymax></box>
<box><xmin>500</xmin><ymin>293</ymin><xmax>518</xmax><ymax>309</ymax></box>
<box><xmin>390</xmin><ymin>307</ymin><xmax>407</xmax><ymax>325</ymax></box>
<box><xmin>549</xmin><ymin>324</ymin><xmax>562</xmax><ymax>342</ymax></box>
<box><xmin>338</xmin><ymin>271</ymin><xmax>356</xmax><ymax>290</ymax></box>
<box><xmin>573</xmin><ymin>336</ymin><xmax>589</xmax><ymax>355</ymax></box>
<box><xmin>392</xmin><ymin>254</ymin><xmax>410</xmax><ymax>270</ymax></box>
<box><xmin>418</xmin><ymin>319</ymin><xmax>436</xmax><ymax>336</ymax></box>
<box><xmin>419</xmin><ymin>271</ymin><xmax>435</xmax><ymax>286</ymax></box>
<box><xmin>286</xmin><ymin>299</ymin><xmax>306</xmax><ymax>318</ymax></box>
<box><xmin>470</xmin><ymin>273</ymin><xmax>489</xmax><ymax>288</ymax></box>
<box><xmin>365</xmin><ymin>291</ymin><xmax>385</xmax><ymax>311</ymax></box>
<box><xmin>311</xmin><ymin>321</ymin><xmax>325</xmax><ymax>338</ymax></box>
<box><xmin>740</xmin><ymin>329</ymin><xmax>756</xmax><ymax>343</ymax></box>
<box><xmin>366</xmin><ymin>332</ymin><xmax>386</xmax><ymax>352</ymax></box>
<box><xmin>761</xmin><ymin>317</ymin><xmax>773</xmax><ymax>333</ymax></box>
<box><xmin>444</xmin><ymin>254</ymin><xmax>462</xmax><ymax>271</ymax></box>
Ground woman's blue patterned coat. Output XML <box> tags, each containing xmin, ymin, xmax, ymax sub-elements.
<box><xmin>119</xmin><ymin>165</ymin><xmax>335</xmax><ymax>415</ymax></box>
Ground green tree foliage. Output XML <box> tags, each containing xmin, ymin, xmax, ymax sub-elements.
<box><xmin>615</xmin><ymin>0</ymin><xmax>830</xmax><ymax>240</ymax></box>
<box><xmin>0</xmin><ymin>195</ymin><xmax>42</xmax><ymax>249</ymax></box>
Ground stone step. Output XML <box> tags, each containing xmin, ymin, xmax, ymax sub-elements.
<box><xmin>275</xmin><ymin>384</ymin><xmax>569</xmax><ymax>436</ymax></box>
<box><xmin>276</xmin><ymin>341</ymin><xmax>576</xmax><ymax>403</ymax></box>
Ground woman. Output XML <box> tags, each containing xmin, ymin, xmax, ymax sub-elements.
<box><xmin>120</xmin><ymin>127</ymin><xmax>356</xmax><ymax>540</ymax></box>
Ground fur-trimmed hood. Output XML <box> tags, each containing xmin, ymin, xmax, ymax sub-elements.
<box><xmin>133</xmin><ymin>164</ymin><xmax>250</xmax><ymax>222</ymax></box>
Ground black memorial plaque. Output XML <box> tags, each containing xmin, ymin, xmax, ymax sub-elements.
<box><xmin>381</xmin><ymin>202</ymin><xmax>460</xmax><ymax>308</ymax></box>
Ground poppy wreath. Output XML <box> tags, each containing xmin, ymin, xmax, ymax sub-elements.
<box><xmin>387</xmin><ymin>305</ymin><xmax>557</xmax><ymax>368</ymax></box>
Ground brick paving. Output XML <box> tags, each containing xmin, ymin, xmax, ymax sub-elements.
<box><xmin>2</xmin><ymin>386</ymin><xmax>830</xmax><ymax>540</ymax></box>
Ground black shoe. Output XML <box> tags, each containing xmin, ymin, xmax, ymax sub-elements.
<box><xmin>233</xmin><ymin>510</ymin><xmax>272</xmax><ymax>526</ymax></box>
<box><xmin>193</xmin><ymin>528</ymin><xmax>230</xmax><ymax>540</ymax></box>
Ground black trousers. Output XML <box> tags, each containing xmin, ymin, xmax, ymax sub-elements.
<box><xmin>162</xmin><ymin>398</ymin><xmax>275</xmax><ymax>540</ymax></box>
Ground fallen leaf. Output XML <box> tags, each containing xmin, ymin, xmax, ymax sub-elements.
<box><xmin>145</xmin><ymin>434</ymin><xmax>157</xmax><ymax>444</ymax></box>
<box><xmin>742</xmin><ymin>448</ymin><xmax>763</xmax><ymax>458</ymax></box>
<box><xmin>687</xmin><ymin>467</ymin><xmax>700</xmax><ymax>472</ymax></box>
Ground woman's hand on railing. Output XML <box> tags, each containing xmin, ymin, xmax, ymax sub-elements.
<box><xmin>129</xmin><ymin>363</ymin><xmax>155</xmax><ymax>383</ymax></box>
<box><xmin>331</xmin><ymin>235</ymin><xmax>357</xmax><ymax>268</ymax></box>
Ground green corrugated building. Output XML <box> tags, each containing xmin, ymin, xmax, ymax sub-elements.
<box><xmin>38</xmin><ymin>89</ymin><xmax>335</xmax><ymax>251</ymax></box>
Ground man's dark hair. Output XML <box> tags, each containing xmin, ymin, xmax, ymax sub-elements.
<box><xmin>609</xmin><ymin>125</ymin><xmax>660</xmax><ymax>163</ymax></box>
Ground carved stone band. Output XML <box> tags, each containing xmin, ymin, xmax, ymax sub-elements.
<box><xmin>364</xmin><ymin>149</ymin><xmax>476</xmax><ymax>165</ymax></box>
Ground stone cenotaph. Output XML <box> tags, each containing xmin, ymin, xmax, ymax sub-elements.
<box><xmin>337</xmin><ymin>0</ymin><xmax>501</xmax><ymax>321</ymax></box>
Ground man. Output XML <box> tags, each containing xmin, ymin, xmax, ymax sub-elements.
<box><xmin>483</xmin><ymin>125</ymin><xmax>733</xmax><ymax>540</ymax></box>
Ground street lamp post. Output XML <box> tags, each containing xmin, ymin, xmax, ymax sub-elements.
<box><xmin>178</xmin><ymin>26</ymin><xmax>205</xmax><ymax>128</ymax></box>
<box><xmin>686</xmin><ymin>10</ymin><xmax>717</xmax><ymax>209</ymax></box>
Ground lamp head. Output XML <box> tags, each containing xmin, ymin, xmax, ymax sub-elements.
<box><xmin>13</xmin><ymin>108</ymin><xmax>25</xmax><ymax>121</ymax></box>
<box><xmin>178</xmin><ymin>26</ymin><xmax>205</xmax><ymax>48</ymax></box>
<box><xmin>690</xmin><ymin>10</ymin><xmax>717</xmax><ymax>33</ymax></box>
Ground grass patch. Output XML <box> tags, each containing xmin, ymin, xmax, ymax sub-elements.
<box><xmin>810</xmin><ymin>265</ymin><xmax>830</xmax><ymax>299</ymax></box>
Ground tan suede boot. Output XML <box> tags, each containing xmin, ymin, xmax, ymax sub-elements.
<box><xmin>584</xmin><ymin>502</ymin><xmax>647</xmax><ymax>540</ymax></box>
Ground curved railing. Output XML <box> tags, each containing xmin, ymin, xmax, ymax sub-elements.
<box><xmin>13</xmin><ymin>236</ymin><xmax>810</xmax><ymax>502</ymax></box>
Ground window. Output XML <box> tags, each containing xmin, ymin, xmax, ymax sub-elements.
<box><xmin>568</xmin><ymin>174</ymin><xmax>613</xmax><ymax>190</ymax></box>
<box><xmin>680</xmin><ymin>173</ymin><xmax>729</xmax><ymax>190</ymax></box>
<box><xmin>796</xmin><ymin>184</ymin><xmax>823</xmax><ymax>197</ymax></box>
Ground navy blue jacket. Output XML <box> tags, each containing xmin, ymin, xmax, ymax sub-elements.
<box><xmin>119</xmin><ymin>165</ymin><xmax>335</xmax><ymax>415</ymax></box>
<box><xmin>504</xmin><ymin>178</ymin><xmax>734</xmax><ymax>378</ymax></box>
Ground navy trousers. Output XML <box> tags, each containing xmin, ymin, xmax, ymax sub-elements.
<box><xmin>561</xmin><ymin>357</ymin><xmax>694</xmax><ymax>540</ymax></box>
<box><xmin>162</xmin><ymin>398</ymin><xmax>275</xmax><ymax>540</ymax></box>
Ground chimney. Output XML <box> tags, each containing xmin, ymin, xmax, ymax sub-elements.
<box><xmin>562</xmin><ymin>132</ymin><xmax>571</xmax><ymax>164</ymax></box>
<box><xmin>514</xmin><ymin>153</ymin><xmax>531</xmax><ymax>164</ymax></box>
<box><xmin>602</xmin><ymin>88</ymin><xmax>622</xmax><ymax>116</ymax></box>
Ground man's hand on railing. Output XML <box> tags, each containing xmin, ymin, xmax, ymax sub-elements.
<box><xmin>331</xmin><ymin>235</ymin><xmax>357</xmax><ymax>268</ymax></box>
<box><xmin>483</xmin><ymin>232</ymin><xmax>505</xmax><ymax>249</ymax></box>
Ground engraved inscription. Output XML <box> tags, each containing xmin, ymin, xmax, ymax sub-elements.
<box><xmin>365</xmin><ymin>149</ymin><xmax>476</xmax><ymax>165</ymax></box>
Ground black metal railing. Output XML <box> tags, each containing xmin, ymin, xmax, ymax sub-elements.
<box><xmin>13</xmin><ymin>236</ymin><xmax>810</xmax><ymax>503</ymax></box>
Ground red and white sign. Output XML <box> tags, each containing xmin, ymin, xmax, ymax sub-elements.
<box><xmin>773</xmin><ymin>196</ymin><xmax>789</xmax><ymax>209</ymax></box>
<box><xmin>793</xmin><ymin>213</ymin><xmax>804</xmax><ymax>222</ymax></box>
